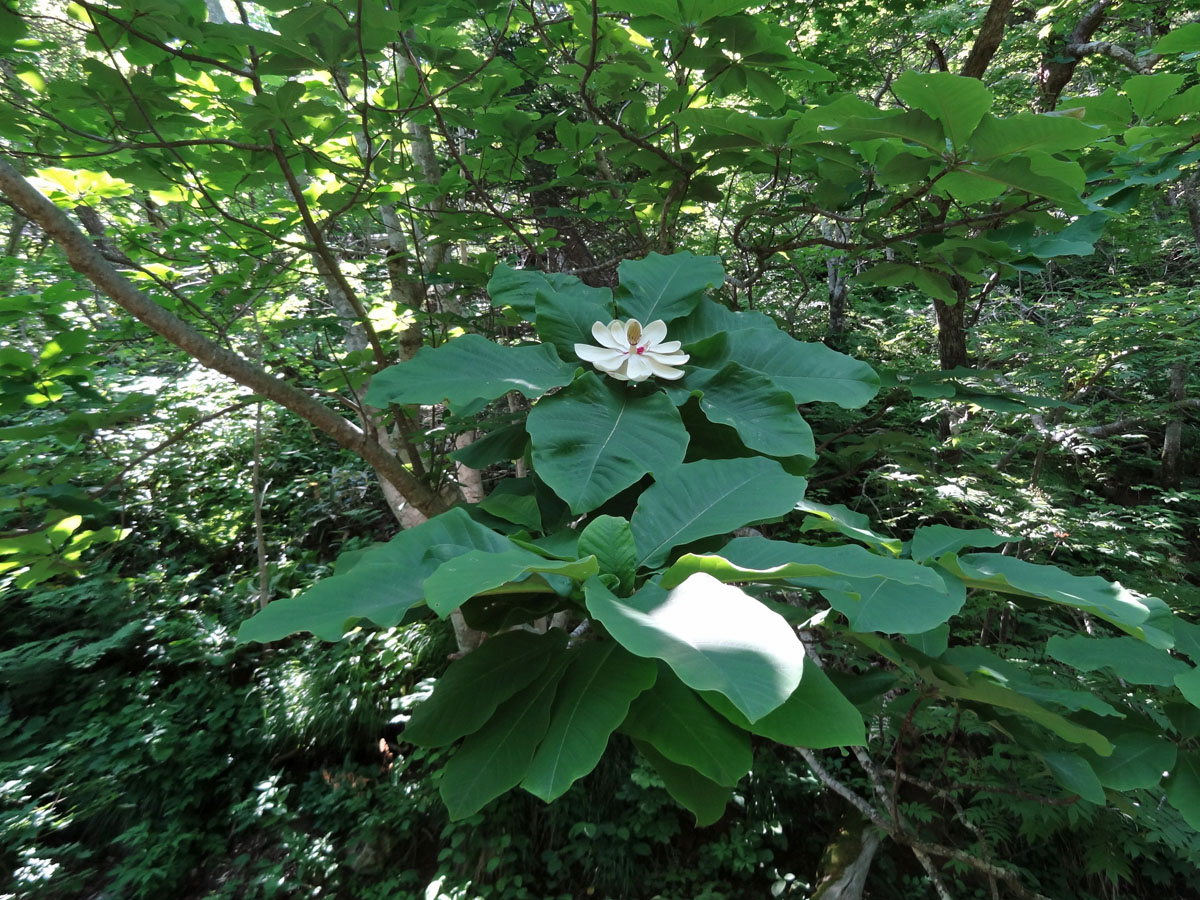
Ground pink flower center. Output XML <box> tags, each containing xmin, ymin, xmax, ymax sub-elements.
<box><xmin>635</xmin><ymin>345</ymin><xmax>646</xmax><ymax>355</ymax></box>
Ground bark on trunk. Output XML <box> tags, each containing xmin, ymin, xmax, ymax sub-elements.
<box><xmin>812</xmin><ymin>817</ymin><xmax>883</xmax><ymax>900</ymax></box>
<box><xmin>1037</xmin><ymin>0</ymin><xmax>1113</xmax><ymax>110</ymax></box>
<box><xmin>827</xmin><ymin>257</ymin><xmax>849</xmax><ymax>340</ymax></box>
<box><xmin>933</xmin><ymin>296</ymin><xmax>968</xmax><ymax>371</ymax></box>
<box><xmin>1162</xmin><ymin>360</ymin><xmax>1188</xmax><ymax>488</ymax></box>
<box><xmin>961</xmin><ymin>0</ymin><xmax>1014</xmax><ymax>79</ymax></box>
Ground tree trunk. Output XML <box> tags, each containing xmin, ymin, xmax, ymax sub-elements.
<box><xmin>1162</xmin><ymin>360</ymin><xmax>1188</xmax><ymax>488</ymax></box>
<box><xmin>827</xmin><ymin>257</ymin><xmax>849</xmax><ymax>341</ymax></box>
<box><xmin>933</xmin><ymin>296</ymin><xmax>968</xmax><ymax>371</ymax></box>
<box><xmin>961</xmin><ymin>0</ymin><xmax>1014</xmax><ymax>79</ymax></box>
<box><xmin>812</xmin><ymin>814</ymin><xmax>883</xmax><ymax>900</ymax></box>
<box><xmin>1037</xmin><ymin>0</ymin><xmax>1112</xmax><ymax>110</ymax></box>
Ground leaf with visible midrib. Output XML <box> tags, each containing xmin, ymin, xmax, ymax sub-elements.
<box><xmin>527</xmin><ymin>373</ymin><xmax>689</xmax><ymax>515</ymax></box>
<box><xmin>621</xmin><ymin>664</ymin><xmax>752</xmax><ymax>786</ymax></box>
<box><xmin>631</xmin><ymin>458</ymin><xmax>808</xmax><ymax>569</ymax></box>
<box><xmin>615</xmin><ymin>251</ymin><xmax>724</xmax><ymax>324</ymax></box>
<box><xmin>439</xmin><ymin>650</ymin><xmax>570</xmax><ymax>820</ymax></box>
<box><xmin>405</xmin><ymin>629</ymin><xmax>567</xmax><ymax>748</ymax></box>
<box><xmin>365</xmin><ymin>334</ymin><xmax>576</xmax><ymax>408</ymax></box>
<box><xmin>522</xmin><ymin>643</ymin><xmax>656</xmax><ymax>802</ymax></box>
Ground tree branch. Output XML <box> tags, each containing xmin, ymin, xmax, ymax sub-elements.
<box><xmin>0</xmin><ymin>156</ymin><xmax>450</xmax><ymax>521</ymax></box>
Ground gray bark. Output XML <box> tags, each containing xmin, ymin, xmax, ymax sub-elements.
<box><xmin>1162</xmin><ymin>360</ymin><xmax>1188</xmax><ymax>487</ymax></box>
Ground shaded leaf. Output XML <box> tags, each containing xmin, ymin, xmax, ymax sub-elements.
<box><xmin>621</xmin><ymin>664</ymin><xmax>753</xmax><ymax>785</ymax></box>
<box><xmin>439</xmin><ymin>651</ymin><xmax>570</xmax><ymax>819</ymax></box>
<box><xmin>406</xmin><ymin>629</ymin><xmax>568</xmax><ymax>748</ymax></box>
<box><xmin>238</xmin><ymin>508</ymin><xmax>511</xmax><ymax>642</ymax></box>
<box><xmin>527</xmin><ymin>373</ymin><xmax>689</xmax><ymax>514</ymax></box>
<box><xmin>523</xmin><ymin>643</ymin><xmax>657</xmax><ymax>802</ymax></box>
<box><xmin>633</xmin><ymin>739</ymin><xmax>732</xmax><ymax>826</ymax></box>
<box><xmin>1041</xmin><ymin>752</ymin><xmax>1106</xmax><ymax>804</ymax></box>
<box><xmin>616</xmin><ymin>251</ymin><xmax>724</xmax><ymax>323</ymax></box>
<box><xmin>578</xmin><ymin>515</ymin><xmax>638</xmax><ymax>594</ymax></box>
<box><xmin>423</xmin><ymin>548</ymin><xmax>598</xmax><ymax>617</ymax></box>
<box><xmin>1046</xmin><ymin>635</ymin><xmax>1189</xmax><ymax>687</ymax></box>
<box><xmin>1086</xmin><ymin>732</ymin><xmax>1176</xmax><ymax>791</ymax></box>
<box><xmin>702</xmin><ymin>664</ymin><xmax>866</xmax><ymax>748</ymax></box>
<box><xmin>944</xmin><ymin>553</ymin><xmax>1174</xmax><ymax>647</ymax></box>
<box><xmin>693</xmin><ymin>363</ymin><xmax>815</xmax><ymax>459</ymax></box>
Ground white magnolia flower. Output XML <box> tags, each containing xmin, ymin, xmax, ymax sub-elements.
<box><xmin>574</xmin><ymin>318</ymin><xmax>689</xmax><ymax>382</ymax></box>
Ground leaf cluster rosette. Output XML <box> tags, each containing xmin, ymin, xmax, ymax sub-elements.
<box><xmin>238</xmin><ymin>253</ymin><xmax>1195</xmax><ymax>829</ymax></box>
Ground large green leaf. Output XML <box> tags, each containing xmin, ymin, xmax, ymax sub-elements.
<box><xmin>824</xmin><ymin>110</ymin><xmax>945</xmax><ymax>153</ymax></box>
<box><xmin>577</xmin><ymin>515</ymin><xmax>638</xmax><ymax>594</ymax></box>
<box><xmin>527</xmin><ymin>373</ymin><xmax>689</xmax><ymax>514</ymax></box>
<box><xmin>944</xmin><ymin>553</ymin><xmax>1174</xmax><ymax>647</ymax></box>
<box><xmin>631</xmin><ymin>458</ymin><xmax>808</xmax><ymax>568</ymax></box>
<box><xmin>238</xmin><ymin>508</ymin><xmax>511</xmax><ymax>642</ymax></box>
<box><xmin>1046</xmin><ymin>635</ymin><xmax>1189</xmax><ymax>687</ymax></box>
<box><xmin>1124</xmin><ymin>72</ymin><xmax>1186</xmax><ymax>119</ymax></box>
<box><xmin>796</xmin><ymin>500</ymin><xmax>901</xmax><ymax>556</ymax></box>
<box><xmin>584</xmin><ymin>574</ymin><xmax>804</xmax><ymax>722</ymax></box>
<box><xmin>1166</xmin><ymin>750</ymin><xmax>1200</xmax><ymax>831</ymax></box>
<box><xmin>893</xmin><ymin>71</ymin><xmax>992</xmax><ymax>149</ymax></box>
<box><xmin>1041</xmin><ymin>752</ymin><xmax>1106</xmax><ymax>804</ymax></box>
<box><xmin>423</xmin><ymin>548</ymin><xmax>599</xmax><ymax>617</ymax></box>
<box><xmin>912</xmin><ymin>524</ymin><xmax>1012</xmax><ymax>562</ymax></box>
<box><xmin>522</xmin><ymin>642</ymin><xmax>657</xmax><ymax>802</ymax></box>
<box><xmin>365</xmin><ymin>334</ymin><xmax>576</xmax><ymax>408</ymax></box>
<box><xmin>534</xmin><ymin>278</ymin><xmax>616</xmax><ymax>362</ymax></box>
<box><xmin>943</xmin><ymin>676</ymin><xmax>1112</xmax><ymax>756</ymax></box>
<box><xmin>487</xmin><ymin>264</ymin><xmax>586</xmax><ymax>321</ymax></box>
<box><xmin>450</xmin><ymin>423</ymin><xmax>529</xmax><ymax>468</ymax></box>
<box><xmin>968</xmin><ymin>112</ymin><xmax>1103</xmax><ymax>161</ymax></box>
<box><xmin>725</xmin><ymin>328</ymin><xmax>880</xmax><ymax>408</ymax></box>
<box><xmin>620</xmin><ymin>664</ymin><xmax>753</xmax><ymax>785</ymax></box>
<box><xmin>477</xmin><ymin>478</ymin><xmax>542</xmax><ymax>530</ymax></box>
<box><xmin>942</xmin><ymin>647</ymin><xmax>1123</xmax><ymax>718</ymax></box>
<box><xmin>615</xmin><ymin>251</ymin><xmax>724</xmax><ymax>324</ymax></box>
<box><xmin>439</xmin><ymin>652</ymin><xmax>570</xmax><ymax>819</ymax></box>
<box><xmin>1175</xmin><ymin>667</ymin><xmax>1200</xmax><ymax>709</ymax></box>
<box><xmin>692</xmin><ymin>363</ymin><xmax>815</xmax><ymax>459</ymax></box>
<box><xmin>1153</xmin><ymin>22</ymin><xmax>1200</xmax><ymax>55</ymax></box>
<box><xmin>405</xmin><ymin>629</ymin><xmax>568</xmax><ymax>748</ymax></box>
<box><xmin>950</xmin><ymin>155</ymin><xmax>1085</xmax><ymax>211</ymax></box>
<box><xmin>702</xmin><ymin>664</ymin><xmax>866</xmax><ymax>748</ymax></box>
<box><xmin>1086</xmin><ymin>733</ymin><xmax>1177</xmax><ymax>791</ymax></box>
<box><xmin>687</xmin><ymin>536</ymin><xmax>949</xmax><ymax>592</ymax></box>
<box><xmin>633</xmin><ymin>739</ymin><xmax>732</xmax><ymax>826</ymax></box>
<box><xmin>802</xmin><ymin>567</ymin><xmax>966</xmax><ymax>634</ymax></box>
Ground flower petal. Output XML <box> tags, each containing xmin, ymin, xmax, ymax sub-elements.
<box><xmin>592</xmin><ymin>320</ymin><xmax>624</xmax><ymax>350</ymax></box>
<box><xmin>575</xmin><ymin>343</ymin><xmax>625</xmax><ymax>366</ymax></box>
<box><xmin>646</xmin><ymin>350</ymin><xmax>689</xmax><ymax>366</ymax></box>
<box><xmin>641</xmin><ymin>319</ymin><xmax>668</xmax><ymax>346</ymax></box>
<box><xmin>624</xmin><ymin>353</ymin><xmax>654</xmax><ymax>382</ymax></box>
<box><xmin>646</xmin><ymin>358</ymin><xmax>686</xmax><ymax>380</ymax></box>
<box><xmin>651</xmin><ymin>339</ymin><xmax>682</xmax><ymax>353</ymax></box>
<box><xmin>607</xmin><ymin>320</ymin><xmax>630</xmax><ymax>350</ymax></box>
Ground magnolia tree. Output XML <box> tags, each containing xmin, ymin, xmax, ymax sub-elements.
<box><xmin>241</xmin><ymin>252</ymin><xmax>1200</xmax><ymax>895</ymax></box>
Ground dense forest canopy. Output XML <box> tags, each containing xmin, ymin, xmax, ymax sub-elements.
<box><xmin>1</xmin><ymin>0</ymin><xmax>1199</xmax><ymax>897</ymax></box>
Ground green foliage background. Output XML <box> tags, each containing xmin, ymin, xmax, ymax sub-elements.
<box><xmin>2</xmin><ymin>0</ymin><xmax>1200</xmax><ymax>898</ymax></box>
